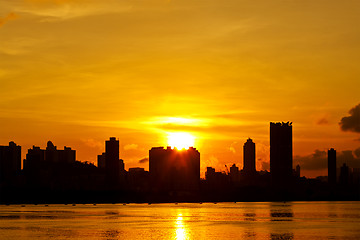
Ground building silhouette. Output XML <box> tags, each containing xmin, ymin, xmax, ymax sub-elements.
<box><xmin>243</xmin><ymin>138</ymin><xmax>256</xmax><ymax>175</ymax></box>
<box><xmin>328</xmin><ymin>148</ymin><xmax>336</xmax><ymax>185</ymax></box>
<box><xmin>24</xmin><ymin>146</ymin><xmax>45</xmax><ymax>170</ymax></box>
<box><xmin>270</xmin><ymin>122</ymin><xmax>293</xmax><ymax>184</ymax></box>
<box><xmin>105</xmin><ymin>137</ymin><xmax>120</xmax><ymax>183</ymax></box>
<box><xmin>294</xmin><ymin>164</ymin><xmax>301</xmax><ymax>178</ymax></box>
<box><xmin>339</xmin><ymin>163</ymin><xmax>349</xmax><ymax>186</ymax></box>
<box><xmin>149</xmin><ymin>146</ymin><xmax>200</xmax><ymax>192</ymax></box>
<box><xmin>97</xmin><ymin>152</ymin><xmax>106</xmax><ymax>169</ymax></box>
<box><xmin>24</xmin><ymin>142</ymin><xmax>75</xmax><ymax>169</ymax></box>
<box><xmin>229</xmin><ymin>164</ymin><xmax>240</xmax><ymax>182</ymax></box>
<box><xmin>205</xmin><ymin>167</ymin><xmax>216</xmax><ymax>180</ymax></box>
<box><xmin>0</xmin><ymin>142</ymin><xmax>21</xmax><ymax>184</ymax></box>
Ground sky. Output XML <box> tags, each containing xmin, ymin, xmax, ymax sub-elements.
<box><xmin>1</xmin><ymin>0</ymin><xmax>360</xmax><ymax>178</ymax></box>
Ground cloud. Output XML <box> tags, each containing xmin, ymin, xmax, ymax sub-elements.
<box><xmin>124</xmin><ymin>143</ymin><xmax>138</xmax><ymax>150</ymax></box>
<box><xmin>316</xmin><ymin>117</ymin><xmax>329</xmax><ymax>125</ymax></box>
<box><xmin>295</xmin><ymin>150</ymin><xmax>328</xmax><ymax>171</ymax></box>
<box><xmin>7</xmin><ymin>0</ymin><xmax>133</xmax><ymax>21</ymax></box>
<box><xmin>0</xmin><ymin>13</ymin><xmax>17</xmax><ymax>27</ymax></box>
<box><xmin>81</xmin><ymin>138</ymin><xmax>102</xmax><ymax>149</ymax></box>
<box><xmin>339</xmin><ymin>103</ymin><xmax>360</xmax><ymax>133</ymax></box>
<box><xmin>354</xmin><ymin>148</ymin><xmax>360</xmax><ymax>158</ymax></box>
<box><xmin>294</xmin><ymin>148</ymin><xmax>360</xmax><ymax>171</ymax></box>
<box><xmin>25</xmin><ymin>0</ymin><xmax>76</xmax><ymax>4</ymax></box>
<box><xmin>260</xmin><ymin>160</ymin><xmax>269</xmax><ymax>171</ymax></box>
<box><xmin>201</xmin><ymin>155</ymin><xmax>221</xmax><ymax>170</ymax></box>
<box><xmin>229</xmin><ymin>141</ymin><xmax>238</xmax><ymax>153</ymax></box>
<box><xmin>138</xmin><ymin>157</ymin><xmax>148</xmax><ymax>164</ymax></box>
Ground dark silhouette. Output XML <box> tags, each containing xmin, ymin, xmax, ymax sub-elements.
<box><xmin>243</xmin><ymin>138</ymin><xmax>256</xmax><ymax>176</ymax></box>
<box><xmin>0</xmin><ymin>142</ymin><xmax>21</xmax><ymax>184</ymax></box>
<box><xmin>340</xmin><ymin>163</ymin><xmax>349</xmax><ymax>186</ymax></box>
<box><xmin>0</xmin><ymin>121</ymin><xmax>360</xmax><ymax>204</ymax></box>
<box><xmin>149</xmin><ymin>146</ymin><xmax>200</xmax><ymax>194</ymax></box>
<box><xmin>270</xmin><ymin>122</ymin><xmax>293</xmax><ymax>185</ymax></box>
<box><xmin>328</xmin><ymin>148</ymin><xmax>336</xmax><ymax>185</ymax></box>
<box><xmin>105</xmin><ymin>137</ymin><xmax>120</xmax><ymax>185</ymax></box>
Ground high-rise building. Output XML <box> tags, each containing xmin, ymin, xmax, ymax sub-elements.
<box><xmin>149</xmin><ymin>146</ymin><xmax>200</xmax><ymax>192</ymax></box>
<box><xmin>328</xmin><ymin>148</ymin><xmax>336</xmax><ymax>185</ymax></box>
<box><xmin>205</xmin><ymin>167</ymin><xmax>216</xmax><ymax>181</ymax></box>
<box><xmin>45</xmin><ymin>141</ymin><xmax>59</xmax><ymax>162</ymax></box>
<box><xmin>24</xmin><ymin>146</ymin><xmax>45</xmax><ymax>169</ymax></box>
<box><xmin>24</xmin><ymin>142</ymin><xmax>75</xmax><ymax>168</ymax></box>
<box><xmin>270</xmin><ymin>122</ymin><xmax>293</xmax><ymax>183</ymax></box>
<box><xmin>243</xmin><ymin>138</ymin><xmax>256</xmax><ymax>175</ymax></box>
<box><xmin>97</xmin><ymin>153</ymin><xmax>106</xmax><ymax>169</ymax></box>
<box><xmin>295</xmin><ymin>164</ymin><xmax>301</xmax><ymax>178</ymax></box>
<box><xmin>58</xmin><ymin>147</ymin><xmax>76</xmax><ymax>164</ymax></box>
<box><xmin>229</xmin><ymin>164</ymin><xmax>240</xmax><ymax>182</ymax></box>
<box><xmin>0</xmin><ymin>142</ymin><xmax>21</xmax><ymax>183</ymax></box>
<box><xmin>105</xmin><ymin>137</ymin><xmax>120</xmax><ymax>182</ymax></box>
<box><xmin>339</xmin><ymin>163</ymin><xmax>349</xmax><ymax>186</ymax></box>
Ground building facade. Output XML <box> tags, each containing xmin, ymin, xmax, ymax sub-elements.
<box><xmin>0</xmin><ymin>142</ymin><xmax>21</xmax><ymax>183</ymax></box>
<box><xmin>328</xmin><ymin>148</ymin><xmax>336</xmax><ymax>185</ymax></box>
<box><xmin>270</xmin><ymin>122</ymin><xmax>293</xmax><ymax>184</ymax></box>
<box><xmin>243</xmin><ymin>138</ymin><xmax>256</xmax><ymax>175</ymax></box>
<box><xmin>105</xmin><ymin>137</ymin><xmax>120</xmax><ymax>184</ymax></box>
<box><xmin>149</xmin><ymin>146</ymin><xmax>200</xmax><ymax>192</ymax></box>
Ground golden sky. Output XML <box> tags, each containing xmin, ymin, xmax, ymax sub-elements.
<box><xmin>1</xmin><ymin>0</ymin><xmax>360</xmax><ymax>177</ymax></box>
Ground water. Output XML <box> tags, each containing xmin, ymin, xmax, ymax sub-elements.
<box><xmin>0</xmin><ymin>202</ymin><xmax>360</xmax><ymax>239</ymax></box>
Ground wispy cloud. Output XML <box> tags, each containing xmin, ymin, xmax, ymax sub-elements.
<box><xmin>124</xmin><ymin>143</ymin><xmax>138</xmax><ymax>150</ymax></box>
<box><xmin>138</xmin><ymin>157</ymin><xmax>148</xmax><ymax>164</ymax></box>
<box><xmin>0</xmin><ymin>12</ymin><xmax>17</xmax><ymax>27</ymax></box>
<box><xmin>8</xmin><ymin>0</ymin><xmax>133</xmax><ymax>20</ymax></box>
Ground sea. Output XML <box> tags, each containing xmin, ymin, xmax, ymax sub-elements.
<box><xmin>0</xmin><ymin>202</ymin><xmax>359</xmax><ymax>239</ymax></box>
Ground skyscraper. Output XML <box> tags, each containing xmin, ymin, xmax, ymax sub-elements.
<box><xmin>270</xmin><ymin>122</ymin><xmax>293</xmax><ymax>183</ymax></box>
<box><xmin>105</xmin><ymin>137</ymin><xmax>120</xmax><ymax>182</ymax></box>
<box><xmin>328</xmin><ymin>148</ymin><xmax>336</xmax><ymax>185</ymax></box>
<box><xmin>243</xmin><ymin>138</ymin><xmax>256</xmax><ymax>175</ymax></box>
<box><xmin>0</xmin><ymin>142</ymin><xmax>21</xmax><ymax>183</ymax></box>
<box><xmin>149</xmin><ymin>146</ymin><xmax>200</xmax><ymax>192</ymax></box>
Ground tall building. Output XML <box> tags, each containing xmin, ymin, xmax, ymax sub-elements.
<box><xmin>328</xmin><ymin>148</ymin><xmax>336</xmax><ymax>185</ymax></box>
<box><xmin>0</xmin><ymin>142</ymin><xmax>21</xmax><ymax>183</ymax></box>
<box><xmin>58</xmin><ymin>147</ymin><xmax>76</xmax><ymax>164</ymax></box>
<box><xmin>24</xmin><ymin>142</ymin><xmax>75</xmax><ymax>168</ymax></box>
<box><xmin>105</xmin><ymin>137</ymin><xmax>120</xmax><ymax>182</ymax></box>
<box><xmin>229</xmin><ymin>164</ymin><xmax>240</xmax><ymax>183</ymax></box>
<box><xmin>97</xmin><ymin>153</ymin><xmax>106</xmax><ymax>169</ymax></box>
<box><xmin>339</xmin><ymin>163</ymin><xmax>349</xmax><ymax>186</ymax></box>
<box><xmin>295</xmin><ymin>164</ymin><xmax>301</xmax><ymax>178</ymax></box>
<box><xmin>270</xmin><ymin>122</ymin><xmax>293</xmax><ymax>183</ymax></box>
<box><xmin>24</xmin><ymin>146</ymin><xmax>45</xmax><ymax>169</ymax></box>
<box><xmin>149</xmin><ymin>146</ymin><xmax>200</xmax><ymax>192</ymax></box>
<box><xmin>205</xmin><ymin>167</ymin><xmax>216</xmax><ymax>181</ymax></box>
<box><xmin>45</xmin><ymin>141</ymin><xmax>59</xmax><ymax>162</ymax></box>
<box><xmin>243</xmin><ymin>138</ymin><xmax>256</xmax><ymax>175</ymax></box>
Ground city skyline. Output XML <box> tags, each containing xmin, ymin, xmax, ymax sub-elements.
<box><xmin>1</xmin><ymin>1</ymin><xmax>360</xmax><ymax>178</ymax></box>
<box><xmin>1</xmin><ymin>120</ymin><xmax>359</xmax><ymax>180</ymax></box>
<box><xmin>1</xmin><ymin>129</ymin><xmax>359</xmax><ymax>204</ymax></box>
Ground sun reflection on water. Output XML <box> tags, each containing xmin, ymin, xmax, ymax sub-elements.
<box><xmin>174</xmin><ymin>213</ymin><xmax>189</xmax><ymax>240</ymax></box>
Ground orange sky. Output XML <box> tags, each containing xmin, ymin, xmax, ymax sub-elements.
<box><xmin>1</xmin><ymin>0</ymin><xmax>360</xmax><ymax>178</ymax></box>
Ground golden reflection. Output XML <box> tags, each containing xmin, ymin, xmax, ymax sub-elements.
<box><xmin>174</xmin><ymin>213</ymin><xmax>189</xmax><ymax>240</ymax></box>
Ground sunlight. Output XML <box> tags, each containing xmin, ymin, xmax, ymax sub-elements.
<box><xmin>174</xmin><ymin>213</ymin><xmax>189</xmax><ymax>240</ymax></box>
<box><xmin>167</xmin><ymin>132</ymin><xmax>195</xmax><ymax>150</ymax></box>
<box><xmin>146</xmin><ymin>116</ymin><xmax>205</xmax><ymax>126</ymax></box>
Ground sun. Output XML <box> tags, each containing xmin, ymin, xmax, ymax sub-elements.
<box><xmin>167</xmin><ymin>132</ymin><xmax>195</xmax><ymax>150</ymax></box>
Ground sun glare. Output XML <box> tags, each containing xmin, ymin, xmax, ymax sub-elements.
<box><xmin>167</xmin><ymin>132</ymin><xmax>195</xmax><ymax>150</ymax></box>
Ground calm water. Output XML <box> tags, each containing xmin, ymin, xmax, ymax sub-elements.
<box><xmin>0</xmin><ymin>202</ymin><xmax>360</xmax><ymax>239</ymax></box>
